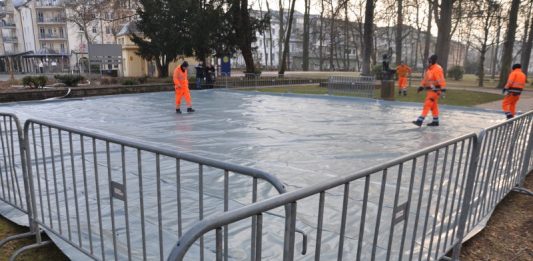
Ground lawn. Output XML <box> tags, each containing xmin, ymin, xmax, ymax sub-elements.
<box><xmin>240</xmin><ymin>84</ymin><xmax>503</xmax><ymax>107</ymax></box>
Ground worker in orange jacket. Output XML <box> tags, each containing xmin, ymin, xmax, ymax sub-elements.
<box><xmin>396</xmin><ymin>61</ymin><xmax>411</xmax><ymax>96</ymax></box>
<box><xmin>413</xmin><ymin>54</ymin><xmax>446</xmax><ymax>127</ymax></box>
<box><xmin>173</xmin><ymin>61</ymin><xmax>195</xmax><ymax>114</ymax></box>
<box><xmin>502</xmin><ymin>64</ymin><xmax>526</xmax><ymax>119</ymax></box>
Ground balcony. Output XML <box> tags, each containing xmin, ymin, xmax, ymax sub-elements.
<box><xmin>0</xmin><ymin>22</ymin><xmax>16</xmax><ymax>28</ymax></box>
<box><xmin>35</xmin><ymin>1</ymin><xmax>64</xmax><ymax>9</ymax></box>
<box><xmin>0</xmin><ymin>6</ymin><xmax>14</xmax><ymax>15</ymax></box>
<box><xmin>39</xmin><ymin>34</ymin><xmax>66</xmax><ymax>40</ymax></box>
<box><xmin>3</xmin><ymin>36</ymin><xmax>17</xmax><ymax>43</ymax></box>
<box><xmin>37</xmin><ymin>17</ymin><xmax>67</xmax><ymax>24</ymax></box>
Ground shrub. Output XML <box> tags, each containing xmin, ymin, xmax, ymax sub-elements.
<box><xmin>137</xmin><ymin>76</ymin><xmax>149</xmax><ymax>84</ymax></box>
<box><xmin>54</xmin><ymin>74</ymin><xmax>85</xmax><ymax>87</ymax></box>
<box><xmin>448</xmin><ymin>65</ymin><xmax>464</xmax><ymax>81</ymax></box>
<box><xmin>122</xmin><ymin>79</ymin><xmax>139</xmax><ymax>85</ymax></box>
<box><xmin>100</xmin><ymin>78</ymin><xmax>111</xmax><ymax>85</ymax></box>
<box><xmin>22</xmin><ymin>76</ymin><xmax>47</xmax><ymax>88</ymax></box>
<box><xmin>372</xmin><ymin>64</ymin><xmax>384</xmax><ymax>80</ymax></box>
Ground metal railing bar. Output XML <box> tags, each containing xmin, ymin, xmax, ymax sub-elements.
<box><xmin>24</xmin><ymin>118</ymin><xmax>286</xmax><ymax>195</ymax></box>
<box><xmin>436</xmin><ymin>143</ymin><xmax>457</xmax><ymax>256</ymax></box>
<box><xmin>177</xmin><ymin>159</ymin><xmax>183</xmax><ymax>238</ymax></box>
<box><xmin>255</xmin><ymin>214</ymin><xmax>263</xmax><ymax>261</ymax></box>
<box><xmin>58</xmin><ymin>130</ymin><xmax>72</xmax><ymax>241</ymax></box>
<box><xmin>428</xmin><ymin>146</ymin><xmax>449</xmax><ymax>260</ymax></box>
<box><xmin>398</xmin><ymin>158</ymin><xmax>417</xmax><ymax>261</ymax></box>
<box><xmin>371</xmin><ymin>169</ymin><xmax>387</xmax><ymax>260</ymax></box>
<box><xmin>0</xmin><ymin>119</ymin><xmax>10</xmax><ymax>202</ymax></box>
<box><xmin>7</xmin><ymin>118</ymin><xmax>23</xmax><ymax>208</ymax></box>
<box><xmin>40</xmin><ymin>126</ymin><xmax>53</xmax><ymax>229</ymax></box>
<box><xmin>315</xmin><ymin>191</ymin><xmax>325</xmax><ymax>261</ymax></box>
<box><xmin>337</xmin><ymin>182</ymin><xmax>350</xmax><ymax>261</ymax></box>
<box><xmin>122</xmin><ymin>145</ymin><xmax>132</xmax><ymax>261</ymax></box>
<box><xmin>156</xmin><ymin>153</ymin><xmax>164</xmax><ymax>261</ymax></box>
<box><xmin>386</xmin><ymin>163</ymin><xmax>403</xmax><ymax>261</ymax></box>
<box><xmin>418</xmin><ymin>150</ymin><xmax>439</xmax><ymax>261</ymax></box>
<box><xmin>199</xmin><ymin>164</ymin><xmax>204</xmax><ymax>261</ymax></box>
<box><xmin>68</xmin><ymin>132</ymin><xmax>82</xmax><ymax>247</ymax></box>
<box><xmin>106</xmin><ymin>142</ymin><xmax>118</xmax><ymax>261</ymax></box>
<box><xmin>137</xmin><ymin>149</ymin><xmax>147</xmax><ymax>261</ymax></box>
<box><xmin>80</xmin><ymin>135</ymin><xmax>94</xmax><ymax>254</ymax></box>
<box><xmin>408</xmin><ymin>153</ymin><xmax>429</xmax><ymax>261</ymax></box>
<box><xmin>49</xmin><ymin>127</ymin><xmax>62</xmax><ymax>234</ymax></box>
<box><xmin>92</xmin><ymin>138</ymin><xmax>105</xmax><ymax>261</ymax></box>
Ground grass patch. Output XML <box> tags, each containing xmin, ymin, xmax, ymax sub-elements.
<box><xmin>395</xmin><ymin>87</ymin><xmax>503</xmax><ymax>107</ymax></box>
<box><xmin>0</xmin><ymin>217</ymin><xmax>67</xmax><ymax>261</ymax></box>
<box><xmin>240</xmin><ymin>85</ymin><xmax>503</xmax><ymax>107</ymax></box>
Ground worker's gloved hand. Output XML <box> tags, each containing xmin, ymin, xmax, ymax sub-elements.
<box><xmin>417</xmin><ymin>86</ymin><xmax>424</xmax><ymax>93</ymax></box>
<box><xmin>502</xmin><ymin>88</ymin><xmax>508</xmax><ymax>95</ymax></box>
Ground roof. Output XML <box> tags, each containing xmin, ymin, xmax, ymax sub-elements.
<box><xmin>117</xmin><ymin>21</ymin><xmax>141</xmax><ymax>37</ymax></box>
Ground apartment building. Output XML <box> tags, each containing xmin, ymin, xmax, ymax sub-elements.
<box><xmin>0</xmin><ymin>0</ymin><xmax>137</xmax><ymax>73</ymax></box>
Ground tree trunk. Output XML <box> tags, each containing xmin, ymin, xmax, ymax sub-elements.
<box><xmin>521</xmin><ymin>5</ymin><xmax>533</xmax><ymax>77</ymax></box>
<box><xmin>239</xmin><ymin>0</ymin><xmax>255</xmax><ymax>74</ymax></box>
<box><xmin>278</xmin><ymin>0</ymin><xmax>284</xmax><ymax>69</ymax></box>
<box><xmin>491</xmin><ymin>16</ymin><xmax>502</xmax><ymax>80</ymax></box>
<box><xmin>423</xmin><ymin>0</ymin><xmax>433</xmax><ymax>66</ymax></box>
<box><xmin>344</xmin><ymin>3</ymin><xmax>349</xmax><ymax>70</ymax></box>
<box><xmin>278</xmin><ymin>0</ymin><xmax>296</xmax><ymax>75</ymax></box>
<box><xmin>434</xmin><ymin>0</ymin><xmax>453</xmax><ymax>73</ymax></box>
<box><xmin>395</xmin><ymin>0</ymin><xmax>403</xmax><ymax>65</ymax></box>
<box><xmin>462</xmin><ymin>26</ymin><xmax>472</xmax><ymax>68</ymax></box>
<box><xmin>329</xmin><ymin>10</ymin><xmax>335</xmax><ymax>71</ymax></box>
<box><xmin>266</xmin><ymin>1</ymin><xmax>274</xmax><ymax>68</ymax></box>
<box><xmin>319</xmin><ymin>0</ymin><xmax>325</xmax><ymax>70</ymax></box>
<box><xmin>362</xmin><ymin>0</ymin><xmax>374</xmax><ymax>75</ymax></box>
<box><xmin>414</xmin><ymin>0</ymin><xmax>421</xmax><ymax>70</ymax></box>
<box><xmin>497</xmin><ymin>0</ymin><xmax>521</xmax><ymax>88</ymax></box>
<box><xmin>302</xmin><ymin>0</ymin><xmax>310</xmax><ymax>71</ymax></box>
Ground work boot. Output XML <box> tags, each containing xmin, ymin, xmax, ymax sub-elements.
<box><xmin>427</xmin><ymin>121</ymin><xmax>439</xmax><ymax>127</ymax></box>
<box><xmin>403</xmin><ymin>90</ymin><xmax>407</xmax><ymax>96</ymax></box>
<box><xmin>187</xmin><ymin>107</ymin><xmax>195</xmax><ymax>113</ymax></box>
<box><xmin>176</xmin><ymin>108</ymin><xmax>182</xmax><ymax>114</ymax></box>
<box><xmin>506</xmin><ymin>114</ymin><xmax>514</xmax><ymax>120</ymax></box>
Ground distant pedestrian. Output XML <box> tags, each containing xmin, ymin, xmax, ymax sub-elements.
<box><xmin>173</xmin><ymin>61</ymin><xmax>195</xmax><ymax>114</ymax></box>
<box><xmin>38</xmin><ymin>61</ymin><xmax>44</xmax><ymax>74</ymax></box>
<box><xmin>195</xmin><ymin>62</ymin><xmax>205</xmax><ymax>89</ymax></box>
<box><xmin>206</xmin><ymin>64</ymin><xmax>215</xmax><ymax>88</ymax></box>
<box><xmin>502</xmin><ymin>64</ymin><xmax>526</xmax><ymax>119</ymax></box>
<box><xmin>396</xmin><ymin>61</ymin><xmax>411</xmax><ymax>96</ymax></box>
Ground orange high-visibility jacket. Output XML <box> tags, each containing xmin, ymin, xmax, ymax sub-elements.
<box><xmin>506</xmin><ymin>68</ymin><xmax>526</xmax><ymax>93</ymax></box>
<box><xmin>421</xmin><ymin>64</ymin><xmax>446</xmax><ymax>89</ymax></box>
<box><xmin>396</xmin><ymin>64</ymin><xmax>412</xmax><ymax>78</ymax></box>
<box><xmin>173</xmin><ymin>66</ymin><xmax>188</xmax><ymax>88</ymax></box>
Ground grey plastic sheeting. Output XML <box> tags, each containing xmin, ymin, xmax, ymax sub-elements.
<box><xmin>0</xmin><ymin>90</ymin><xmax>504</xmax><ymax>260</ymax></box>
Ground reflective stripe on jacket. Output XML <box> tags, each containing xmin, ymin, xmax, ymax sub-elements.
<box><xmin>506</xmin><ymin>68</ymin><xmax>526</xmax><ymax>92</ymax></box>
<box><xmin>421</xmin><ymin>64</ymin><xmax>446</xmax><ymax>88</ymax></box>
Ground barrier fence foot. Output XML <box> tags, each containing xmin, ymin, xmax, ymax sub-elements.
<box><xmin>8</xmin><ymin>240</ymin><xmax>51</xmax><ymax>261</ymax></box>
<box><xmin>0</xmin><ymin>232</ymin><xmax>35</xmax><ymax>248</ymax></box>
<box><xmin>512</xmin><ymin>187</ymin><xmax>533</xmax><ymax>196</ymax></box>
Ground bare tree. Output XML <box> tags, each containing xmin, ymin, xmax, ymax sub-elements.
<box><xmin>362</xmin><ymin>0</ymin><xmax>375</xmax><ymax>75</ymax></box>
<box><xmin>302</xmin><ymin>0</ymin><xmax>311</xmax><ymax>71</ymax></box>
<box><xmin>319</xmin><ymin>0</ymin><xmax>325</xmax><ymax>70</ymax></box>
<box><xmin>278</xmin><ymin>0</ymin><xmax>296</xmax><ymax>74</ymax></box>
<box><xmin>490</xmin><ymin>15</ymin><xmax>502</xmax><ymax>79</ymax></box>
<box><xmin>472</xmin><ymin>0</ymin><xmax>500</xmax><ymax>87</ymax></box>
<box><xmin>520</xmin><ymin>0</ymin><xmax>533</xmax><ymax>77</ymax></box>
<box><xmin>422</xmin><ymin>0</ymin><xmax>433</xmax><ymax>67</ymax></box>
<box><xmin>265</xmin><ymin>1</ymin><xmax>274</xmax><ymax>68</ymax></box>
<box><xmin>497</xmin><ymin>0</ymin><xmax>521</xmax><ymax>88</ymax></box>
<box><xmin>64</xmin><ymin>0</ymin><xmax>104</xmax><ymax>44</ymax></box>
<box><xmin>433</xmin><ymin>0</ymin><xmax>458</xmax><ymax>72</ymax></box>
<box><xmin>278</xmin><ymin>0</ymin><xmax>285</xmax><ymax>68</ymax></box>
<box><xmin>395</xmin><ymin>0</ymin><xmax>404</xmax><ymax>65</ymax></box>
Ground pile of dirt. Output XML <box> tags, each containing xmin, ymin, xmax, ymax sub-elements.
<box><xmin>460</xmin><ymin>173</ymin><xmax>533</xmax><ymax>260</ymax></box>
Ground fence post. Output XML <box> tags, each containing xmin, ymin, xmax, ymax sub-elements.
<box><xmin>283</xmin><ymin>202</ymin><xmax>297</xmax><ymax>261</ymax></box>
<box><xmin>451</xmin><ymin>132</ymin><xmax>484</xmax><ymax>260</ymax></box>
<box><xmin>518</xmin><ymin>115</ymin><xmax>533</xmax><ymax>187</ymax></box>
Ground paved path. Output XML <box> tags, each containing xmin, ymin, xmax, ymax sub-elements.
<box><xmin>442</xmin><ymin>86</ymin><xmax>533</xmax><ymax>113</ymax></box>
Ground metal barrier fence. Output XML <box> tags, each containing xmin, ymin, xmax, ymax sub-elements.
<box><xmin>168</xmin><ymin>111</ymin><xmax>533</xmax><ymax>261</ymax></box>
<box><xmin>209</xmin><ymin>76</ymin><xmax>325</xmax><ymax>90</ymax></box>
<box><xmin>326</xmin><ymin>76</ymin><xmax>376</xmax><ymax>98</ymax></box>
<box><xmin>0</xmin><ymin>116</ymin><xmax>288</xmax><ymax>260</ymax></box>
<box><xmin>463</xmin><ymin>111</ymin><xmax>533</xmax><ymax>236</ymax></box>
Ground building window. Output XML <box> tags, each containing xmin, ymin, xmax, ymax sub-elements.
<box><xmin>60</xmin><ymin>44</ymin><xmax>65</xmax><ymax>52</ymax></box>
<box><xmin>92</xmin><ymin>27</ymin><xmax>97</xmax><ymax>33</ymax></box>
<box><xmin>59</xmin><ymin>28</ymin><xmax>64</xmax><ymax>37</ymax></box>
<box><xmin>106</xmin><ymin>26</ymin><xmax>110</xmax><ymax>34</ymax></box>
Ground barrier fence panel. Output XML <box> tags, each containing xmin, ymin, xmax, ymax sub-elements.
<box><xmin>327</xmin><ymin>76</ymin><xmax>376</xmax><ymax>98</ymax></box>
<box><xmin>464</xmin><ymin>111</ymin><xmax>533</xmax><ymax>234</ymax></box>
<box><xmin>168</xmin><ymin>134</ymin><xmax>480</xmax><ymax>261</ymax></box>
<box><xmin>211</xmin><ymin>76</ymin><xmax>326</xmax><ymax>91</ymax></box>
<box><xmin>0</xmin><ymin>113</ymin><xmax>30</xmax><ymax>218</ymax></box>
<box><xmin>22</xmin><ymin>118</ymin><xmax>286</xmax><ymax>260</ymax></box>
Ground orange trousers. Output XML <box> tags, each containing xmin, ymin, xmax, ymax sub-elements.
<box><xmin>175</xmin><ymin>86</ymin><xmax>192</xmax><ymax>108</ymax></box>
<box><xmin>502</xmin><ymin>94</ymin><xmax>520</xmax><ymax>116</ymax></box>
<box><xmin>421</xmin><ymin>91</ymin><xmax>440</xmax><ymax>117</ymax></box>
<box><xmin>398</xmin><ymin>77</ymin><xmax>408</xmax><ymax>90</ymax></box>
